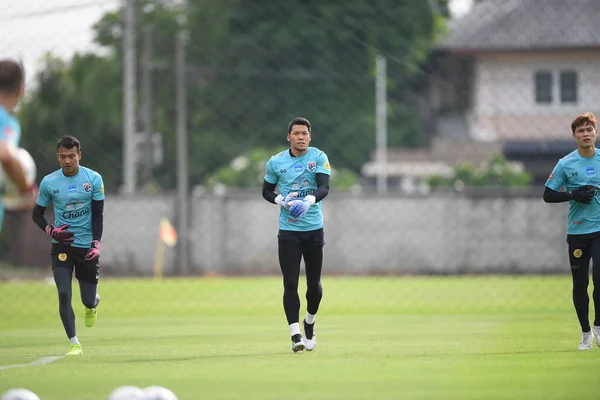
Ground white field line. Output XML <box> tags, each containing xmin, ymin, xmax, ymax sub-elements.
<box><xmin>0</xmin><ymin>356</ymin><xmax>63</xmax><ymax>371</ymax></box>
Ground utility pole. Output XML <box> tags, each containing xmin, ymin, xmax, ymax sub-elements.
<box><xmin>175</xmin><ymin>3</ymin><xmax>190</xmax><ymax>275</ymax></box>
<box><xmin>122</xmin><ymin>0</ymin><xmax>137</xmax><ymax>194</ymax></box>
<box><xmin>141</xmin><ymin>26</ymin><xmax>155</xmax><ymax>187</ymax></box>
<box><xmin>375</xmin><ymin>54</ymin><xmax>388</xmax><ymax>193</ymax></box>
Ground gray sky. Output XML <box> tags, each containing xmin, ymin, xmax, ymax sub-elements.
<box><xmin>0</xmin><ymin>0</ymin><xmax>473</xmax><ymax>87</ymax></box>
<box><xmin>0</xmin><ymin>0</ymin><xmax>119</xmax><ymax>86</ymax></box>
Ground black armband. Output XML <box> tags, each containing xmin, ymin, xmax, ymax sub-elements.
<box><xmin>91</xmin><ymin>200</ymin><xmax>104</xmax><ymax>241</ymax></box>
<box><xmin>313</xmin><ymin>173</ymin><xmax>330</xmax><ymax>203</ymax></box>
<box><xmin>262</xmin><ymin>180</ymin><xmax>279</xmax><ymax>204</ymax></box>
<box><xmin>543</xmin><ymin>186</ymin><xmax>572</xmax><ymax>203</ymax></box>
<box><xmin>32</xmin><ymin>204</ymin><xmax>49</xmax><ymax>231</ymax></box>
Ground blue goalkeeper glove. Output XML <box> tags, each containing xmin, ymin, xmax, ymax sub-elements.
<box><xmin>288</xmin><ymin>195</ymin><xmax>316</xmax><ymax>218</ymax></box>
<box><xmin>275</xmin><ymin>192</ymin><xmax>298</xmax><ymax>210</ymax></box>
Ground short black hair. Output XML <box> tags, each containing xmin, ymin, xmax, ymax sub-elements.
<box><xmin>0</xmin><ymin>59</ymin><xmax>24</xmax><ymax>95</ymax></box>
<box><xmin>57</xmin><ymin>135</ymin><xmax>81</xmax><ymax>152</ymax></box>
<box><xmin>288</xmin><ymin>117</ymin><xmax>311</xmax><ymax>134</ymax></box>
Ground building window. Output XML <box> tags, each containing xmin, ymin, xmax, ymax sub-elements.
<box><xmin>535</xmin><ymin>71</ymin><xmax>552</xmax><ymax>104</ymax></box>
<box><xmin>560</xmin><ymin>70</ymin><xmax>578</xmax><ymax>103</ymax></box>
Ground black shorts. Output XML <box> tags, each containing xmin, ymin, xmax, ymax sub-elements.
<box><xmin>51</xmin><ymin>244</ymin><xmax>99</xmax><ymax>284</ymax></box>
<box><xmin>278</xmin><ymin>228</ymin><xmax>325</xmax><ymax>247</ymax></box>
<box><xmin>566</xmin><ymin>231</ymin><xmax>600</xmax><ymax>269</ymax></box>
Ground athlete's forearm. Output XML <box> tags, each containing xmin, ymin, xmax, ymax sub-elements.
<box><xmin>313</xmin><ymin>173</ymin><xmax>330</xmax><ymax>203</ymax></box>
<box><xmin>543</xmin><ymin>186</ymin><xmax>573</xmax><ymax>203</ymax></box>
<box><xmin>32</xmin><ymin>204</ymin><xmax>49</xmax><ymax>231</ymax></box>
<box><xmin>0</xmin><ymin>143</ymin><xmax>31</xmax><ymax>192</ymax></box>
<box><xmin>262</xmin><ymin>180</ymin><xmax>278</xmax><ymax>204</ymax></box>
<box><xmin>91</xmin><ymin>200</ymin><xmax>104</xmax><ymax>242</ymax></box>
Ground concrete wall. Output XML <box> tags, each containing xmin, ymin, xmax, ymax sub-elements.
<box><xmin>94</xmin><ymin>191</ymin><xmax>570</xmax><ymax>276</ymax></box>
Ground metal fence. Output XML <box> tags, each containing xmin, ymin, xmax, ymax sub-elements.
<box><xmin>1</xmin><ymin>0</ymin><xmax>597</xmax><ymax>275</ymax></box>
<box><xmin>1</xmin><ymin>0</ymin><xmax>599</xmax><ymax>354</ymax></box>
<box><xmin>3</xmin><ymin>2</ymin><xmax>600</xmax><ymax>398</ymax></box>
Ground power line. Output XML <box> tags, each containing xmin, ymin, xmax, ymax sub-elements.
<box><xmin>0</xmin><ymin>1</ymin><xmax>119</xmax><ymax>22</ymax></box>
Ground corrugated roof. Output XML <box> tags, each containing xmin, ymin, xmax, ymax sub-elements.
<box><xmin>440</xmin><ymin>0</ymin><xmax>600</xmax><ymax>52</ymax></box>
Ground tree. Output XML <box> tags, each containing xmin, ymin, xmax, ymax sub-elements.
<box><xmin>187</xmin><ymin>0</ymin><xmax>449</xmax><ymax>173</ymax></box>
<box><xmin>19</xmin><ymin>1</ymin><xmax>180</xmax><ymax>192</ymax></box>
<box><xmin>18</xmin><ymin>0</ymin><xmax>448</xmax><ymax>192</ymax></box>
<box><xmin>19</xmin><ymin>54</ymin><xmax>123</xmax><ymax>189</ymax></box>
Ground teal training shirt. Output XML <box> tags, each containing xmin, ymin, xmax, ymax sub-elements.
<box><xmin>265</xmin><ymin>147</ymin><xmax>331</xmax><ymax>231</ymax></box>
<box><xmin>36</xmin><ymin>166</ymin><xmax>105</xmax><ymax>247</ymax></box>
<box><xmin>0</xmin><ymin>105</ymin><xmax>21</xmax><ymax>231</ymax></box>
<box><xmin>546</xmin><ymin>148</ymin><xmax>600</xmax><ymax>234</ymax></box>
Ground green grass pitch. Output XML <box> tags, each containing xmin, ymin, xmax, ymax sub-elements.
<box><xmin>1</xmin><ymin>275</ymin><xmax>599</xmax><ymax>399</ymax></box>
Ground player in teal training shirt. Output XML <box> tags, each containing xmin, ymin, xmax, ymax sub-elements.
<box><xmin>32</xmin><ymin>136</ymin><xmax>105</xmax><ymax>356</ymax></box>
<box><xmin>0</xmin><ymin>59</ymin><xmax>37</xmax><ymax>230</ymax></box>
<box><xmin>262</xmin><ymin>117</ymin><xmax>331</xmax><ymax>352</ymax></box>
<box><xmin>544</xmin><ymin>112</ymin><xmax>600</xmax><ymax>350</ymax></box>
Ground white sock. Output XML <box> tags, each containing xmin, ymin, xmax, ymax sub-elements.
<box><xmin>289</xmin><ymin>322</ymin><xmax>301</xmax><ymax>336</ymax></box>
<box><xmin>305</xmin><ymin>312</ymin><xmax>316</xmax><ymax>325</ymax></box>
<box><xmin>69</xmin><ymin>336</ymin><xmax>80</xmax><ymax>345</ymax></box>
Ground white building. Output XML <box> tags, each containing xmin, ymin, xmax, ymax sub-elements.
<box><xmin>433</xmin><ymin>0</ymin><xmax>600</xmax><ymax>143</ymax></box>
<box><xmin>363</xmin><ymin>0</ymin><xmax>600</xmax><ymax>187</ymax></box>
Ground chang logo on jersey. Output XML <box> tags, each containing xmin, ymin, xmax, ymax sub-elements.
<box><xmin>63</xmin><ymin>206</ymin><xmax>90</xmax><ymax>219</ymax></box>
<box><xmin>296</xmin><ymin>189</ymin><xmax>315</xmax><ymax>198</ymax></box>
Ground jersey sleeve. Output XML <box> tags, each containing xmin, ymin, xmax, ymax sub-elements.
<box><xmin>93</xmin><ymin>172</ymin><xmax>105</xmax><ymax>201</ymax></box>
<box><xmin>0</xmin><ymin>105</ymin><xmax>22</xmax><ymax>145</ymax></box>
<box><xmin>36</xmin><ymin>177</ymin><xmax>51</xmax><ymax>207</ymax></box>
<box><xmin>316</xmin><ymin>151</ymin><xmax>331</xmax><ymax>176</ymax></box>
<box><xmin>0</xmin><ymin>119</ymin><xmax>18</xmax><ymax>144</ymax></box>
<box><xmin>264</xmin><ymin>157</ymin><xmax>278</xmax><ymax>184</ymax></box>
<box><xmin>545</xmin><ymin>160</ymin><xmax>565</xmax><ymax>191</ymax></box>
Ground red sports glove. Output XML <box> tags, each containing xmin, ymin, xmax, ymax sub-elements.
<box><xmin>85</xmin><ymin>240</ymin><xmax>100</xmax><ymax>266</ymax></box>
<box><xmin>45</xmin><ymin>224</ymin><xmax>75</xmax><ymax>245</ymax></box>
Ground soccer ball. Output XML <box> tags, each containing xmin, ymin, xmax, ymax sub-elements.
<box><xmin>0</xmin><ymin>388</ymin><xmax>40</xmax><ymax>400</ymax></box>
<box><xmin>107</xmin><ymin>386</ymin><xmax>146</xmax><ymax>400</ymax></box>
<box><xmin>0</xmin><ymin>147</ymin><xmax>37</xmax><ymax>210</ymax></box>
<box><xmin>143</xmin><ymin>386</ymin><xmax>178</xmax><ymax>400</ymax></box>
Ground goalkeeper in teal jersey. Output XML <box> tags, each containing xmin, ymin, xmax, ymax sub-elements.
<box><xmin>0</xmin><ymin>59</ymin><xmax>37</xmax><ymax>229</ymax></box>
<box><xmin>544</xmin><ymin>112</ymin><xmax>600</xmax><ymax>351</ymax></box>
<box><xmin>32</xmin><ymin>136</ymin><xmax>105</xmax><ymax>356</ymax></box>
<box><xmin>262</xmin><ymin>117</ymin><xmax>331</xmax><ymax>352</ymax></box>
